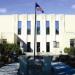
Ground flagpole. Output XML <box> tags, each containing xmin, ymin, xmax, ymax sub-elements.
<box><xmin>34</xmin><ymin>3</ymin><xmax>44</xmax><ymax>60</ymax></box>
<box><xmin>34</xmin><ymin>3</ymin><xmax>36</xmax><ymax>60</ymax></box>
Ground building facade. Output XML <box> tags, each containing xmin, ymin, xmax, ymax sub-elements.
<box><xmin>0</xmin><ymin>14</ymin><xmax>75</xmax><ymax>55</ymax></box>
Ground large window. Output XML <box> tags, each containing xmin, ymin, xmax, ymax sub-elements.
<box><xmin>46</xmin><ymin>21</ymin><xmax>50</xmax><ymax>34</ymax></box>
<box><xmin>27</xmin><ymin>21</ymin><xmax>31</xmax><ymax>34</ymax></box>
<box><xmin>70</xmin><ymin>39</ymin><xmax>75</xmax><ymax>47</ymax></box>
<box><xmin>36</xmin><ymin>21</ymin><xmax>40</xmax><ymax>34</ymax></box>
<box><xmin>46</xmin><ymin>42</ymin><xmax>50</xmax><ymax>52</ymax></box>
<box><xmin>53</xmin><ymin>41</ymin><xmax>59</xmax><ymax>48</ymax></box>
<box><xmin>37</xmin><ymin>42</ymin><xmax>40</xmax><ymax>52</ymax></box>
<box><xmin>55</xmin><ymin>21</ymin><xmax>59</xmax><ymax>34</ymax></box>
<box><xmin>18</xmin><ymin>21</ymin><xmax>22</xmax><ymax>35</ymax></box>
<box><xmin>27</xmin><ymin>42</ymin><xmax>31</xmax><ymax>52</ymax></box>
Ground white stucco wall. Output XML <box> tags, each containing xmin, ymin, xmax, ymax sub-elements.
<box><xmin>0</xmin><ymin>14</ymin><xmax>75</xmax><ymax>55</ymax></box>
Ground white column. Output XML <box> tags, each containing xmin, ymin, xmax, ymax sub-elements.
<box><xmin>31</xmin><ymin>15</ymin><xmax>35</xmax><ymax>53</ymax></box>
<box><xmin>50</xmin><ymin>14</ymin><xmax>56</xmax><ymax>53</ymax></box>
<box><xmin>40</xmin><ymin>15</ymin><xmax>46</xmax><ymax>53</ymax></box>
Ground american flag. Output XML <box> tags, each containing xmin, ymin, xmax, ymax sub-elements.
<box><xmin>36</xmin><ymin>3</ymin><xmax>44</xmax><ymax>13</ymax></box>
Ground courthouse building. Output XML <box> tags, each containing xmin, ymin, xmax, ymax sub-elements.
<box><xmin>0</xmin><ymin>14</ymin><xmax>75</xmax><ymax>55</ymax></box>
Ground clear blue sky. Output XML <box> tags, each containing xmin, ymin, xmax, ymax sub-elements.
<box><xmin>0</xmin><ymin>0</ymin><xmax>75</xmax><ymax>14</ymax></box>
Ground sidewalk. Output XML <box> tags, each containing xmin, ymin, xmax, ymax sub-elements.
<box><xmin>0</xmin><ymin>63</ymin><xmax>19</xmax><ymax>75</ymax></box>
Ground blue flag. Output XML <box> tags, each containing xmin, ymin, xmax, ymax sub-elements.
<box><xmin>36</xmin><ymin>3</ymin><xmax>44</xmax><ymax>13</ymax></box>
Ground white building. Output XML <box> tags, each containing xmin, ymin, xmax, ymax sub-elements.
<box><xmin>0</xmin><ymin>14</ymin><xmax>75</xmax><ymax>55</ymax></box>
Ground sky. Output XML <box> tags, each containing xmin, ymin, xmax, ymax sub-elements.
<box><xmin>0</xmin><ymin>0</ymin><xmax>75</xmax><ymax>14</ymax></box>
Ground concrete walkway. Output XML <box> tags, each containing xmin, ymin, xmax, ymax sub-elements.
<box><xmin>0</xmin><ymin>63</ymin><xmax>19</xmax><ymax>75</ymax></box>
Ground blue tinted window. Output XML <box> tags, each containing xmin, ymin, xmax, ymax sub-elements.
<box><xmin>55</xmin><ymin>21</ymin><xmax>59</xmax><ymax>34</ymax></box>
<box><xmin>46</xmin><ymin>21</ymin><xmax>50</xmax><ymax>34</ymax></box>
<box><xmin>18</xmin><ymin>21</ymin><xmax>22</xmax><ymax>34</ymax></box>
<box><xmin>36</xmin><ymin>21</ymin><xmax>40</xmax><ymax>34</ymax></box>
<box><xmin>27</xmin><ymin>21</ymin><xmax>31</xmax><ymax>34</ymax></box>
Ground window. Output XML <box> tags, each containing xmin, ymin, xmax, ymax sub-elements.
<box><xmin>36</xmin><ymin>21</ymin><xmax>40</xmax><ymax>34</ymax></box>
<box><xmin>18</xmin><ymin>21</ymin><xmax>22</xmax><ymax>35</ymax></box>
<box><xmin>46</xmin><ymin>21</ymin><xmax>50</xmax><ymax>34</ymax></box>
<box><xmin>70</xmin><ymin>39</ymin><xmax>75</xmax><ymax>47</ymax></box>
<box><xmin>27</xmin><ymin>42</ymin><xmax>31</xmax><ymax>52</ymax></box>
<box><xmin>37</xmin><ymin>42</ymin><xmax>40</xmax><ymax>52</ymax></box>
<box><xmin>27</xmin><ymin>21</ymin><xmax>31</xmax><ymax>34</ymax></box>
<box><xmin>55</xmin><ymin>21</ymin><xmax>59</xmax><ymax>34</ymax></box>
<box><xmin>46</xmin><ymin>42</ymin><xmax>50</xmax><ymax>52</ymax></box>
<box><xmin>2</xmin><ymin>39</ymin><xmax>7</xmax><ymax>44</ymax></box>
<box><xmin>53</xmin><ymin>41</ymin><xmax>59</xmax><ymax>48</ymax></box>
<box><xmin>17</xmin><ymin>40</ymin><xmax>20</xmax><ymax>46</ymax></box>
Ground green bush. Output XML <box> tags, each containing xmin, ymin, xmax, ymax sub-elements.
<box><xmin>64</xmin><ymin>47</ymin><xmax>70</xmax><ymax>53</ymax></box>
<box><xmin>0</xmin><ymin>44</ymin><xmax>16</xmax><ymax>54</ymax></box>
<box><xmin>0</xmin><ymin>43</ymin><xmax>22</xmax><ymax>63</ymax></box>
<box><xmin>64</xmin><ymin>47</ymin><xmax>75</xmax><ymax>55</ymax></box>
<box><xmin>3</xmin><ymin>44</ymin><xmax>22</xmax><ymax>55</ymax></box>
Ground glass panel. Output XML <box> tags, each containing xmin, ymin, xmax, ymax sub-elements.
<box><xmin>37</xmin><ymin>42</ymin><xmax>40</xmax><ymax>52</ymax></box>
<box><xmin>36</xmin><ymin>21</ymin><xmax>40</xmax><ymax>34</ymax></box>
<box><xmin>46</xmin><ymin>42</ymin><xmax>50</xmax><ymax>52</ymax></box>
<box><xmin>27</xmin><ymin>42</ymin><xmax>31</xmax><ymax>52</ymax></box>
<box><xmin>46</xmin><ymin>21</ymin><xmax>50</xmax><ymax>34</ymax></box>
<box><xmin>55</xmin><ymin>21</ymin><xmax>59</xmax><ymax>34</ymax></box>
<box><xmin>18</xmin><ymin>21</ymin><xmax>22</xmax><ymax>34</ymax></box>
<box><xmin>70</xmin><ymin>39</ymin><xmax>75</xmax><ymax>47</ymax></box>
<box><xmin>27</xmin><ymin>21</ymin><xmax>31</xmax><ymax>34</ymax></box>
<box><xmin>53</xmin><ymin>41</ymin><xmax>59</xmax><ymax>48</ymax></box>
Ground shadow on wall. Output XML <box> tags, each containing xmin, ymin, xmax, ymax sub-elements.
<box><xmin>14</xmin><ymin>34</ymin><xmax>33</xmax><ymax>53</ymax></box>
